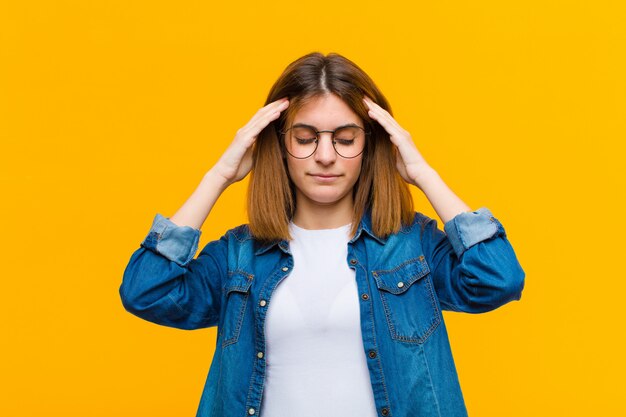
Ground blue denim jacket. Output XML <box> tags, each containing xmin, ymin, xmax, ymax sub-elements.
<box><xmin>120</xmin><ymin>207</ymin><xmax>525</xmax><ymax>417</ymax></box>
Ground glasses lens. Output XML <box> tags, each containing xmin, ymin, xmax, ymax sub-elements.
<box><xmin>333</xmin><ymin>126</ymin><xmax>365</xmax><ymax>158</ymax></box>
<box><xmin>285</xmin><ymin>126</ymin><xmax>318</xmax><ymax>158</ymax></box>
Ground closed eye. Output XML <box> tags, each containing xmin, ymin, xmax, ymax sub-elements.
<box><xmin>295</xmin><ymin>138</ymin><xmax>317</xmax><ymax>144</ymax></box>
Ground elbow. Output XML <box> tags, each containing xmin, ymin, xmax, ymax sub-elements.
<box><xmin>118</xmin><ymin>275</ymin><xmax>160</xmax><ymax>319</ymax></box>
<box><xmin>505</xmin><ymin>266</ymin><xmax>526</xmax><ymax>302</ymax></box>
<box><xmin>118</xmin><ymin>247</ymin><xmax>200</xmax><ymax>328</ymax></box>
<box><xmin>119</xmin><ymin>249</ymin><xmax>158</xmax><ymax>317</ymax></box>
<box><xmin>119</xmin><ymin>282</ymin><xmax>167</xmax><ymax>325</ymax></box>
<box><xmin>119</xmin><ymin>282</ymin><xmax>144</xmax><ymax>316</ymax></box>
<box><xmin>495</xmin><ymin>264</ymin><xmax>526</xmax><ymax>306</ymax></box>
<box><xmin>470</xmin><ymin>265</ymin><xmax>526</xmax><ymax>313</ymax></box>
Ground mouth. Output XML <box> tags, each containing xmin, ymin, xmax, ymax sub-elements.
<box><xmin>309</xmin><ymin>173</ymin><xmax>341</xmax><ymax>182</ymax></box>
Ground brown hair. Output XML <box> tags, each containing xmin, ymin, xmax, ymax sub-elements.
<box><xmin>247</xmin><ymin>52</ymin><xmax>414</xmax><ymax>242</ymax></box>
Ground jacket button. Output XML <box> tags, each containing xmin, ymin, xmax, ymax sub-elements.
<box><xmin>368</xmin><ymin>350</ymin><xmax>377</xmax><ymax>359</ymax></box>
<box><xmin>381</xmin><ymin>407</ymin><xmax>389</xmax><ymax>416</ymax></box>
<box><xmin>361</xmin><ymin>293</ymin><xmax>369</xmax><ymax>300</ymax></box>
<box><xmin>282</xmin><ymin>266</ymin><xmax>289</xmax><ymax>272</ymax></box>
<box><xmin>259</xmin><ymin>299</ymin><xmax>267</xmax><ymax>307</ymax></box>
<box><xmin>257</xmin><ymin>351</ymin><xmax>264</xmax><ymax>359</ymax></box>
<box><xmin>350</xmin><ymin>259</ymin><xmax>357</xmax><ymax>265</ymax></box>
<box><xmin>397</xmin><ymin>282</ymin><xmax>404</xmax><ymax>288</ymax></box>
<box><xmin>248</xmin><ymin>407</ymin><xmax>255</xmax><ymax>415</ymax></box>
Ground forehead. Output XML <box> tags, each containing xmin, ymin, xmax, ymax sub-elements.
<box><xmin>291</xmin><ymin>94</ymin><xmax>362</xmax><ymax>128</ymax></box>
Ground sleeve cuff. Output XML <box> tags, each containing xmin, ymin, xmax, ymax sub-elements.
<box><xmin>443</xmin><ymin>207</ymin><xmax>504</xmax><ymax>257</ymax></box>
<box><xmin>139</xmin><ymin>213</ymin><xmax>202</xmax><ymax>267</ymax></box>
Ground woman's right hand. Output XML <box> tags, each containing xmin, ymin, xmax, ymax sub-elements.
<box><xmin>211</xmin><ymin>97</ymin><xmax>290</xmax><ymax>186</ymax></box>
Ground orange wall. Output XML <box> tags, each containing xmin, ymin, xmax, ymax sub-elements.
<box><xmin>1</xmin><ymin>1</ymin><xmax>624</xmax><ymax>415</ymax></box>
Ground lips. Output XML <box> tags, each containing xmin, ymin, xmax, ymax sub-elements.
<box><xmin>309</xmin><ymin>173</ymin><xmax>340</xmax><ymax>178</ymax></box>
<box><xmin>309</xmin><ymin>173</ymin><xmax>341</xmax><ymax>182</ymax></box>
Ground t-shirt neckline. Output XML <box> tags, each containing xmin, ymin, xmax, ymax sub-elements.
<box><xmin>289</xmin><ymin>221</ymin><xmax>352</xmax><ymax>233</ymax></box>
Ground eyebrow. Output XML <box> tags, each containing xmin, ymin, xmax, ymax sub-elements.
<box><xmin>291</xmin><ymin>122</ymin><xmax>363</xmax><ymax>130</ymax></box>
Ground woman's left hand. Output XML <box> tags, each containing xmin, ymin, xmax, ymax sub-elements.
<box><xmin>363</xmin><ymin>96</ymin><xmax>434</xmax><ymax>189</ymax></box>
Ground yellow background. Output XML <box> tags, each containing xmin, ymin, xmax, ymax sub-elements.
<box><xmin>1</xmin><ymin>1</ymin><xmax>624</xmax><ymax>415</ymax></box>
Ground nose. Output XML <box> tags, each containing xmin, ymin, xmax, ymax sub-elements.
<box><xmin>313</xmin><ymin>132</ymin><xmax>337</xmax><ymax>164</ymax></box>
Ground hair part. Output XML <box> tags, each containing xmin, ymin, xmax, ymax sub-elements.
<box><xmin>247</xmin><ymin>52</ymin><xmax>414</xmax><ymax>242</ymax></box>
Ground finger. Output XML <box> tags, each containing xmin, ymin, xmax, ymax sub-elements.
<box><xmin>367</xmin><ymin>106</ymin><xmax>411</xmax><ymax>145</ymax></box>
<box><xmin>266</xmin><ymin>97</ymin><xmax>290</xmax><ymax>112</ymax></box>
<box><xmin>241</xmin><ymin>99</ymin><xmax>289</xmax><ymax>136</ymax></box>
<box><xmin>248</xmin><ymin>100</ymin><xmax>289</xmax><ymax>133</ymax></box>
<box><xmin>363</xmin><ymin>96</ymin><xmax>393</xmax><ymax>121</ymax></box>
<box><xmin>364</xmin><ymin>98</ymin><xmax>404</xmax><ymax>132</ymax></box>
<box><xmin>367</xmin><ymin>106</ymin><xmax>405</xmax><ymax>140</ymax></box>
<box><xmin>253</xmin><ymin>97</ymin><xmax>289</xmax><ymax>124</ymax></box>
<box><xmin>365</xmin><ymin>103</ymin><xmax>417</xmax><ymax>156</ymax></box>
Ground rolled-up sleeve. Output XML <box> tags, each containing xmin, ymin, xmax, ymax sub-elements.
<box><xmin>139</xmin><ymin>213</ymin><xmax>202</xmax><ymax>267</ymax></box>
<box><xmin>119</xmin><ymin>214</ymin><xmax>227</xmax><ymax>330</ymax></box>
<box><xmin>421</xmin><ymin>207</ymin><xmax>526</xmax><ymax>313</ymax></box>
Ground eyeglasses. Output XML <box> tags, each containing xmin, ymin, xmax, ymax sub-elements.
<box><xmin>279</xmin><ymin>124</ymin><xmax>369</xmax><ymax>159</ymax></box>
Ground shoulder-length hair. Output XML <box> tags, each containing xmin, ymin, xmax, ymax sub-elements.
<box><xmin>247</xmin><ymin>52</ymin><xmax>414</xmax><ymax>242</ymax></box>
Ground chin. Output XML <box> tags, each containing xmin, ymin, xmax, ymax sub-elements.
<box><xmin>301</xmin><ymin>189</ymin><xmax>351</xmax><ymax>206</ymax></box>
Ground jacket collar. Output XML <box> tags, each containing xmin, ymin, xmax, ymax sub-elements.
<box><xmin>253</xmin><ymin>208</ymin><xmax>387</xmax><ymax>256</ymax></box>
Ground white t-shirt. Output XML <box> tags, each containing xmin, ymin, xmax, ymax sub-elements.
<box><xmin>259</xmin><ymin>221</ymin><xmax>378</xmax><ymax>417</ymax></box>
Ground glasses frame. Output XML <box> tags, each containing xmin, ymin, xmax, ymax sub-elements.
<box><xmin>279</xmin><ymin>125</ymin><xmax>370</xmax><ymax>159</ymax></box>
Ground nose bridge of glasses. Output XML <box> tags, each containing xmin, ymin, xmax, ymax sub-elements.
<box><xmin>314</xmin><ymin>131</ymin><xmax>338</xmax><ymax>159</ymax></box>
<box><xmin>316</xmin><ymin>130</ymin><xmax>337</xmax><ymax>143</ymax></box>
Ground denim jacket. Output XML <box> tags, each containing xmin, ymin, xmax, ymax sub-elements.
<box><xmin>120</xmin><ymin>207</ymin><xmax>525</xmax><ymax>417</ymax></box>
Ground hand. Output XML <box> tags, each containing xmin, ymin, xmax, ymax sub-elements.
<box><xmin>363</xmin><ymin>96</ymin><xmax>434</xmax><ymax>189</ymax></box>
<box><xmin>213</xmin><ymin>97</ymin><xmax>289</xmax><ymax>185</ymax></box>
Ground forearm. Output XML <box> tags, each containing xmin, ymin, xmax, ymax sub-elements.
<box><xmin>168</xmin><ymin>168</ymin><xmax>231</xmax><ymax>230</ymax></box>
<box><xmin>413</xmin><ymin>167</ymin><xmax>471</xmax><ymax>224</ymax></box>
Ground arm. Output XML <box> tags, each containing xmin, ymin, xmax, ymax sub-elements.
<box><xmin>412</xmin><ymin>166</ymin><xmax>471</xmax><ymax>224</ymax></box>
<box><xmin>119</xmin><ymin>97</ymin><xmax>290</xmax><ymax>329</ymax></box>
<box><xmin>421</xmin><ymin>208</ymin><xmax>525</xmax><ymax>313</ymax></box>
<box><xmin>119</xmin><ymin>217</ymin><xmax>228</xmax><ymax>329</ymax></box>
<box><xmin>363</xmin><ymin>96</ymin><xmax>525</xmax><ymax>311</ymax></box>
<box><xmin>118</xmin><ymin>164</ymin><xmax>233</xmax><ymax>330</ymax></box>
<box><xmin>408</xmin><ymin>158</ymin><xmax>525</xmax><ymax>312</ymax></box>
<box><xmin>167</xmin><ymin>169</ymin><xmax>231</xmax><ymax>230</ymax></box>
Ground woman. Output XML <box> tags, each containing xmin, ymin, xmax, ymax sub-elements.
<box><xmin>120</xmin><ymin>52</ymin><xmax>525</xmax><ymax>417</ymax></box>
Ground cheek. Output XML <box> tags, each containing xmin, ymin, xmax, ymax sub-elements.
<box><xmin>347</xmin><ymin>159</ymin><xmax>363</xmax><ymax>179</ymax></box>
<box><xmin>286</xmin><ymin>159</ymin><xmax>303</xmax><ymax>182</ymax></box>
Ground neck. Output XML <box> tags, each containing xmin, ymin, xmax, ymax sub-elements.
<box><xmin>292</xmin><ymin>193</ymin><xmax>354</xmax><ymax>230</ymax></box>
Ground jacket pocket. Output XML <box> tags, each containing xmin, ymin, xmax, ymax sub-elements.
<box><xmin>372</xmin><ymin>255</ymin><xmax>441</xmax><ymax>344</ymax></box>
<box><xmin>220</xmin><ymin>270</ymin><xmax>253</xmax><ymax>348</ymax></box>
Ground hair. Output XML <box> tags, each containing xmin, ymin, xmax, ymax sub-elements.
<box><xmin>247</xmin><ymin>52</ymin><xmax>414</xmax><ymax>242</ymax></box>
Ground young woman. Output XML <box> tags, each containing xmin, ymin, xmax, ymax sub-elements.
<box><xmin>120</xmin><ymin>52</ymin><xmax>525</xmax><ymax>417</ymax></box>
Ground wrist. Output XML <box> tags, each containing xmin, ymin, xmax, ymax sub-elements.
<box><xmin>412</xmin><ymin>165</ymin><xmax>439</xmax><ymax>189</ymax></box>
<box><xmin>204</xmin><ymin>167</ymin><xmax>232</xmax><ymax>193</ymax></box>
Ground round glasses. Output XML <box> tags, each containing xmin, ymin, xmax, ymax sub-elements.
<box><xmin>280</xmin><ymin>125</ymin><xmax>369</xmax><ymax>159</ymax></box>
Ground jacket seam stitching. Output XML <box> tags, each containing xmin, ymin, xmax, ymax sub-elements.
<box><xmin>222</xmin><ymin>292</ymin><xmax>249</xmax><ymax>348</ymax></box>
<box><xmin>421</xmin><ymin>343</ymin><xmax>443</xmax><ymax>417</ymax></box>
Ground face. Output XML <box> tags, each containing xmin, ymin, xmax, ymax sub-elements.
<box><xmin>284</xmin><ymin>93</ymin><xmax>364</xmax><ymax>212</ymax></box>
